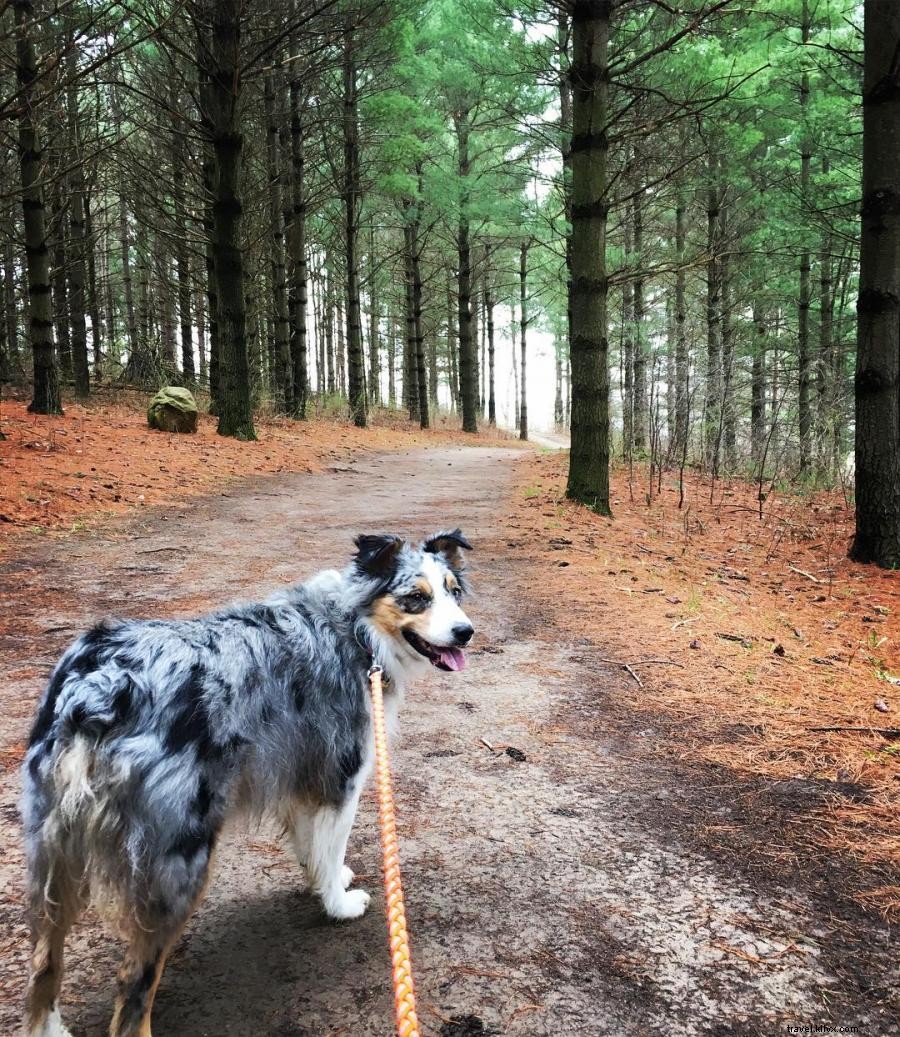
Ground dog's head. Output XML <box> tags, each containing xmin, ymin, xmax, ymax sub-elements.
<box><xmin>351</xmin><ymin>529</ymin><xmax>474</xmax><ymax>677</ymax></box>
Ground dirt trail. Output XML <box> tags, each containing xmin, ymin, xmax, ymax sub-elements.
<box><xmin>0</xmin><ymin>446</ymin><xmax>896</xmax><ymax>1036</ymax></box>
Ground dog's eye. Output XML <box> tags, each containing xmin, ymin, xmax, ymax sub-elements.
<box><xmin>451</xmin><ymin>587</ymin><xmax>463</xmax><ymax>602</ymax></box>
<box><xmin>404</xmin><ymin>591</ymin><xmax>430</xmax><ymax>608</ymax></box>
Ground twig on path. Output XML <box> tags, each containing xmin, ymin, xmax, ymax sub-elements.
<box><xmin>788</xmin><ymin>564</ymin><xmax>822</xmax><ymax>584</ymax></box>
<box><xmin>479</xmin><ymin>737</ymin><xmax>496</xmax><ymax>753</ymax></box>
<box><xmin>136</xmin><ymin>545</ymin><xmax>188</xmax><ymax>555</ymax></box>
<box><xmin>623</xmin><ymin>663</ymin><xmax>643</xmax><ymax>687</ymax></box>
<box><xmin>809</xmin><ymin>726</ymin><xmax>900</xmax><ymax>738</ymax></box>
<box><xmin>596</xmin><ymin>657</ymin><xmax>683</xmax><ymax>667</ymax></box>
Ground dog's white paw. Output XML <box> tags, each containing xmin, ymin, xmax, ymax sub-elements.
<box><xmin>29</xmin><ymin>1006</ymin><xmax>73</xmax><ymax>1037</ymax></box>
<box><xmin>341</xmin><ymin>865</ymin><xmax>355</xmax><ymax>890</ymax></box>
<box><xmin>326</xmin><ymin>888</ymin><xmax>370</xmax><ymax>921</ymax></box>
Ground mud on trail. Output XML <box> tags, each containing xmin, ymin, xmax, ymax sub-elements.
<box><xmin>0</xmin><ymin>446</ymin><xmax>897</xmax><ymax>1036</ymax></box>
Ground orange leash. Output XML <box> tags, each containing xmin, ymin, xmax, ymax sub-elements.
<box><xmin>368</xmin><ymin>665</ymin><xmax>421</xmax><ymax>1037</ymax></box>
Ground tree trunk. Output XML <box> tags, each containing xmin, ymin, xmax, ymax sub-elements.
<box><xmin>704</xmin><ymin>169</ymin><xmax>722</xmax><ymax>474</ymax></box>
<box><xmin>66</xmin><ymin>43</ymin><xmax>90</xmax><ymax>398</ymax></box>
<box><xmin>751</xmin><ymin>302</ymin><xmax>766</xmax><ymax>464</ymax></box>
<box><xmin>411</xmin><ymin>222</ymin><xmax>428</xmax><ymax>429</ymax></box>
<box><xmin>368</xmin><ymin>224</ymin><xmax>380</xmax><ymax>405</ymax></box>
<box><xmin>343</xmin><ymin>24</ymin><xmax>366</xmax><ymax>427</ymax></box>
<box><xmin>485</xmin><ymin>267</ymin><xmax>496</xmax><ymax>425</ymax></box>
<box><xmin>50</xmin><ymin>189</ymin><xmax>72</xmax><ymax>383</ymax></box>
<box><xmin>721</xmin><ymin>218</ymin><xmax>736</xmax><ymax>468</ymax></box>
<box><xmin>455</xmin><ymin>112</ymin><xmax>478</xmax><ymax>433</ymax></box>
<box><xmin>632</xmin><ymin>184</ymin><xmax>646</xmax><ymax>451</ymax></box>
<box><xmin>387</xmin><ymin>305</ymin><xmax>397</xmax><ymax>408</ymax></box>
<box><xmin>14</xmin><ymin>0</ymin><xmax>61</xmax><ymax>414</ymax></box>
<box><xmin>817</xmin><ymin>155</ymin><xmax>833</xmax><ymax>472</ymax></box>
<box><xmin>558</xmin><ymin>8</ymin><xmax>573</xmax><ymax>366</ymax></box>
<box><xmin>84</xmin><ymin>189</ymin><xmax>102</xmax><ymax>376</ymax></box>
<box><xmin>403</xmin><ymin>223</ymin><xmax>419</xmax><ymax>423</ymax></box>
<box><xmin>158</xmin><ymin>250</ymin><xmax>177</xmax><ymax>374</ymax></box>
<box><xmin>264</xmin><ymin>70</ymin><xmax>293</xmax><ymax>413</ymax></box>
<box><xmin>287</xmin><ymin>46</ymin><xmax>308</xmax><ymax>419</ymax></box>
<box><xmin>798</xmin><ymin>0</ymin><xmax>813</xmax><ymax>471</ymax></box>
<box><xmin>171</xmin><ymin>87</ymin><xmax>194</xmax><ymax>384</ymax></box>
<box><xmin>665</xmin><ymin>295</ymin><xmax>675</xmax><ymax>447</ymax></box>
<box><xmin>205</xmin><ymin>0</ymin><xmax>255</xmax><ymax>439</ymax></box>
<box><xmin>519</xmin><ymin>241</ymin><xmax>528</xmax><ymax>441</ymax></box>
<box><xmin>850</xmin><ymin>1</ymin><xmax>900</xmax><ymax>567</ymax></box>
<box><xmin>4</xmin><ymin>234</ymin><xmax>20</xmax><ymax>378</ymax></box>
<box><xmin>674</xmin><ymin>174</ymin><xmax>688</xmax><ymax>459</ymax></box>
<box><xmin>565</xmin><ymin>0</ymin><xmax>611</xmax><ymax>514</ymax></box>
<box><xmin>622</xmin><ymin>212</ymin><xmax>633</xmax><ymax>458</ymax></box>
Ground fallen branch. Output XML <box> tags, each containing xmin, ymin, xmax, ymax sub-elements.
<box><xmin>788</xmin><ymin>564</ymin><xmax>821</xmax><ymax>584</ymax></box>
<box><xmin>808</xmin><ymin>726</ymin><xmax>900</xmax><ymax>738</ymax></box>
<box><xmin>623</xmin><ymin>663</ymin><xmax>643</xmax><ymax>688</ymax></box>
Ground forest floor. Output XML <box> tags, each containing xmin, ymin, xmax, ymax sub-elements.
<box><xmin>0</xmin><ymin>406</ymin><xmax>898</xmax><ymax>1035</ymax></box>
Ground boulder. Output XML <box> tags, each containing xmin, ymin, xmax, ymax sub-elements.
<box><xmin>147</xmin><ymin>386</ymin><xmax>198</xmax><ymax>433</ymax></box>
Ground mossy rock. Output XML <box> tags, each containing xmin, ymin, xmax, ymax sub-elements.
<box><xmin>148</xmin><ymin>386</ymin><xmax>198</xmax><ymax>434</ymax></box>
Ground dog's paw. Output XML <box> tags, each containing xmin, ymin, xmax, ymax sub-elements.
<box><xmin>326</xmin><ymin>888</ymin><xmax>370</xmax><ymax>921</ymax></box>
<box><xmin>29</xmin><ymin>1006</ymin><xmax>74</xmax><ymax>1037</ymax></box>
<box><xmin>341</xmin><ymin>865</ymin><xmax>355</xmax><ymax>890</ymax></box>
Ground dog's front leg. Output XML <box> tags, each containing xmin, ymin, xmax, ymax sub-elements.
<box><xmin>306</xmin><ymin>787</ymin><xmax>370</xmax><ymax>920</ymax></box>
<box><xmin>289</xmin><ymin>804</ymin><xmax>355</xmax><ymax>891</ymax></box>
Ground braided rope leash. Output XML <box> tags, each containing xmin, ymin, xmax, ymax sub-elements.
<box><xmin>368</xmin><ymin>665</ymin><xmax>421</xmax><ymax>1037</ymax></box>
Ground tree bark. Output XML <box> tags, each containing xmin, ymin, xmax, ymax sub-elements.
<box><xmin>519</xmin><ymin>241</ymin><xmax>528</xmax><ymax>441</ymax></box>
<box><xmin>751</xmin><ymin>302</ymin><xmax>766</xmax><ymax>464</ymax></box>
<box><xmin>411</xmin><ymin>222</ymin><xmax>428</xmax><ymax>429</ymax></box>
<box><xmin>798</xmin><ymin>0</ymin><xmax>813</xmax><ymax>471</ymax></box>
<box><xmin>817</xmin><ymin>155</ymin><xmax>833</xmax><ymax>472</ymax></box>
<box><xmin>84</xmin><ymin>188</ymin><xmax>102</xmax><ymax>376</ymax></box>
<box><xmin>454</xmin><ymin>112</ymin><xmax>478</xmax><ymax>433</ymax></box>
<box><xmin>622</xmin><ymin>211</ymin><xmax>633</xmax><ymax>458</ymax></box>
<box><xmin>171</xmin><ymin>86</ymin><xmax>194</xmax><ymax>383</ymax></box>
<box><xmin>204</xmin><ymin>0</ymin><xmax>255</xmax><ymax>439</ymax></box>
<box><xmin>343</xmin><ymin>24</ymin><xmax>366</xmax><ymax>427</ymax></box>
<box><xmin>14</xmin><ymin>0</ymin><xmax>61</xmax><ymax>414</ymax></box>
<box><xmin>3</xmin><ymin>234</ymin><xmax>20</xmax><ymax>378</ymax></box>
<box><xmin>66</xmin><ymin>41</ymin><xmax>90</xmax><ymax>398</ymax></box>
<box><xmin>565</xmin><ymin>0</ymin><xmax>611</xmax><ymax>514</ymax></box>
<box><xmin>368</xmin><ymin>224</ymin><xmax>380</xmax><ymax>405</ymax></box>
<box><xmin>674</xmin><ymin>168</ymin><xmax>688</xmax><ymax>459</ymax></box>
<box><xmin>704</xmin><ymin>167</ymin><xmax>722</xmax><ymax>474</ymax></box>
<box><xmin>287</xmin><ymin>44</ymin><xmax>308</xmax><ymax>419</ymax></box>
<box><xmin>264</xmin><ymin>70</ymin><xmax>293</xmax><ymax>412</ymax></box>
<box><xmin>850</xmin><ymin>1</ymin><xmax>900</xmax><ymax>567</ymax></box>
<box><xmin>485</xmin><ymin>260</ymin><xmax>496</xmax><ymax>425</ymax></box>
<box><xmin>632</xmin><ymin>183</ymin><xmax>646</xmax><ymax>451</ymax></box>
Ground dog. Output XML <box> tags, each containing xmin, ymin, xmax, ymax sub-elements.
<box><xmin>21</xmin><ymin>529</ymin><xmax>474</xmax><ymax>1037</ymax></box>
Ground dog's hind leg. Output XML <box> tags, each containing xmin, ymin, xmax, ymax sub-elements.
<box><xmin>24</xmin><ymin>858</ymin><xmax>85</xmax><ymax>1037</ymax></box>
<box><xmin>108</xmin><ymin>927</ymin><xmax>177</xmax><ymax>1037</ymax></box>
<box><xmin>109</xmin><ymin>849</ymin><xmax>215</xmax><ymax>1037</ymax></box>
<box><xmin>306</xmin><ymin>787</ymin><xmax>370</xmax><ymax>921</ymax></box>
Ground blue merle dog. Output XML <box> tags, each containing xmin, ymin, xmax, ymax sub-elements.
<box><xmin>21</xmin><ymin>530</ymin><xmax>474</xmax><ymax>1037</ymax></box>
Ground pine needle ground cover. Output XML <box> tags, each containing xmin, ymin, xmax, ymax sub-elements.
<box><xmin>507</xmin><ymin>450</ymin><xmax>900</xmax><ymax>914</ymax></box>
<box><xmin>0</xmin><ymin>393</ymin><xmax>519</xmax><ymax>547</ymax></box>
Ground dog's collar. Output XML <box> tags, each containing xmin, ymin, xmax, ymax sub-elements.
<box><xmin>367</xmin><ymin>656</ymin><xmax>392</xmax><ymax>688</ymax></box>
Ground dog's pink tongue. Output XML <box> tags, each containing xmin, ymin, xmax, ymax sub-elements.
<box><xmin>438</xmin><ymin>647</ymin><xmax>467</xmax><ymax>671</ymax></box>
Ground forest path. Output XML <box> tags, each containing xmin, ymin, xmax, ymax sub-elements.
<box><xmin>0</xmin><ymin>446</ymin><xmax>893</xmax><ymax>1036</ymax></box>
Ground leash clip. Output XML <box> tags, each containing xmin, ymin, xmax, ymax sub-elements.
<box><xmin>367</xmin><ymin>663</ymin><xmax>383</xmax><ymax>678</ymax></box>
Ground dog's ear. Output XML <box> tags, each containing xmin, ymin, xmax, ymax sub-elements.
<box><xmin>353</xmin><ymin>534</ymin><xmax>404</xmax><ymax>580</ymax></box>
<box><xmin>424</xmin><ymin>528</ymin><xmax>472</xmax><ymax>572</ymax></box>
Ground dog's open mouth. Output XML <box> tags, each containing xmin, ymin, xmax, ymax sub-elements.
<box><xmin>402</xmin><ymin>629</ymin><xmax>468</xmax><ymax>671</ymax></box>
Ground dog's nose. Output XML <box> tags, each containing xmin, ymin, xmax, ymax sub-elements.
<box><xmin>452</xmin><ymin>623</ymin><xmax>474</xmax><ymax>646</ymax></box>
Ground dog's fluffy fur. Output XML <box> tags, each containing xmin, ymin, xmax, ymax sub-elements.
<box><xmin>21</xmin><ymin>530</ymin><xmax>474</xmax><ymax>1037</ymax></box>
